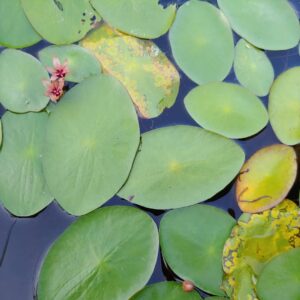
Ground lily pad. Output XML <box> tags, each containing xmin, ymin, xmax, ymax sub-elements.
<box><xmin>0</xmin><ymin>49</ymin><xmax>49</xmax><ymax>113</ymax></box>
<box><xmin>160</xmin><ymin>205</ymin><xmax>235</xmax><ymax>295</ymax></box>
<box><xmin>269</xmin><ymin>67</ymin><xmax>300</xmax><ymax>145</ymax></box>
<box><xmin>38</xmin><ymin>206</ymin><xmax>159</xmax><ymax>300</ymax></box>
<box><xmin>257</xmin><ymin>248</ymin><xmax>300</xmax><ymax>300</ymax></box>
<box><xmin>119</xmin><ymin>125</ymin><xmax>245</xmax><ymax>209</ymax></box>
<box><xmin>236</xmin><ymin>144</ymin><xmax>297</xmax><ymax>213</ymax></box>
<box><xmin>81</xmin><ymin>24</ymin><xmax>179</xmax><ymax>118</ymax></box>
<box><xmin>91</xmin><ymin>0</ymin><xmax>176</xmax><ymax>39</ymax></box>
<box><xmin>222</xmin><ymin>200</ymin><xmax>300</xmax><ymax>300</ymax></box>
<box><xmin>21</xmin><ymin>0</ymin><xmax>100</xmax><ymax>44</ymax></box>
<box><xmin>0</xmin><ymin>0</ymin><xmax>41</xmax><ymax>48</ymax></box>
<box><xmin>131</xmin><ymin>282</ymin><xmax>202</xmax><ymax>300</ymax></box>
<box><xmin>184</xmin><ymin>82</ymin><xmax>268</xmax><ymax>139</ymax></box>
<box><xmin>42</xmin><ymin>75</ymin><xmax>140</xmax><ymax>216</ymax></box>
<box><xmin>38</xmin><ymin>45</ymin><xmax>102</xmax><ymax>83</ymax></box>
<box><xmin>206</xmin><ymin>298</ymin><xmax>228</xmax><ymax>300</ymax></box>
<box><xmin>169</xmin><ymin>0</ymin><xmax>234</xmax><ymax>84</ymax></box>
<box><xmin>0</xmin><ymin>112</ymin><xmax>53</xmax><ymax>217</ymax></box>
<box><xmin>217</xmin><ymin>0</ymin><xmax>300</xmax><ymax>50</ymax></box>
<box><xmin>234</xmin><ymin>39</ymin><xmax>274</xmax><ymax>97</ymax></box>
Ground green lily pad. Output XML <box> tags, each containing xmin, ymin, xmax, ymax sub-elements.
<box><xmin>234</xmin><ymin>39</ymin><xmax>274</xmax><ymax>97</ymax></box>
<box><xmin>0</xmin><ymin>49</ymin><xmax>49</xmax><ymax>113</ymax></box>
<box><xmin>184</xmin><ymin>82</ymin><xmax>268</xmax><ymax>139</ymax></box>
<box><xmin>91</xmin><ymin>0</ymin><xmax>176</xmax><ymax>39</ymax></box>
<box><xmin>21</xmin><ymin>0</ymin><xmax>101</xmax><ymax>44</ymax></box>
<box><xmin>160</xmin><ymin>205</ymin><xmax>235</xmax><ymax>295</ymax></box>
<box><xmin>38</xmin><ymin>206</ymin><xmax>159</xmax><ymax>300</ymax></box>
<box><xmin>236</xmin><ymin>144</ymin><xmax>297</xmax><ymax>213</ymax></box>
<box><xmin>269</xmin><ymin>67</ymin><xmax>300</xmax><ymax>145</ymax></box>
<box><xmin>42</xmin><ymin>75</ymin><xmax>140</xmax><ymax>216</ymax></box>
<box><xmin>38</xmin><ymin>45</ymin><xmax>102</xmax><ymax>83</ymax></box>
<box><xmin>222</xmin><ymin>200</ymin><xmax>300</xmax><ymax>300</ymax></box>
<box><xmin>119</xmin><ymin>125</ymin><xmax>245</xmax><ymax>209</ymax></box>
<box><xmin>169</xmin><ymin>0</ymin><xmax>234</xmax><ymax>84</ymax></box>
<box><xmin>0</xmin><ymin>112</ymin><xmax>53</xmax><ymax>217</ymax></box>
<box><xmin>0</xmin><ymin>0</ymin><xmax>41</xmax><ymax>48</ymax></box>
<box><xmin>131</xmin><ymin>282</ymin><xmax>202</xmax><ymax>300</ymax></box>
<box><xmin>217</xmin><ymin>0</ymin><xmax>300</xmax><ymax>50</ymax></box>
<box><xmin>257</xmin><ymin>248</ymin><xmax>300</xmax><ymax>300</ymax></box>
<box><xmin>205</xmin><ymin>297</ymin><xmax>228</xmax><ymax>300</ymax></box>
<box><xmin>81</xmin><ymin>24</ymin><xmax>179</xmax><ymax>119</ymax></box>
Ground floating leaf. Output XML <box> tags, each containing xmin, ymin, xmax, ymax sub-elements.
<box><xmin>91</xmin><ymin>0</ymin><xmax>176</xmax><ymax>39</ymax></box>
<box><xmin>0</xmin><ymin>0</ymin><xmax>41</xmax><ymax>48</ymax></box>
<box><xmin>0</xmin><ymin>49</ymin><xmax>49</xmax><ymax>113</ymax></box>
<box><xmin>169</xmin><ymin>0</ymin><xmax>234</xmax><ymax>84</ymax></box>
<box><xmin>257</xmin><ymin>248</ymin><xmax>300</xmax><ymax>300</ymax></box>
<box><xmin>0</xmin><ymin>112</ymin><xmax>53</xmax><ymax>216</ymax></box>
<box><xmin>42</xmin><ymin>75</ymin><xmax>140</xmax><ymax>216</ymax></box>
<box><xmin>131</xmin><ymin>282</ymin><xmax>201</xmax><ymax>300</ymax></box>
<box><xmin>234</xmin><ymin>39</ymin><xmax>274</xmax><ymax>97</ymax></box>
<box><xmin>38</xmin><ymin>206</ymin><xmax>159</xmax><ymax>300</ymax></box>
<box><xmin>236</xmin><ymin>144</ymin><xmax>297</xmax><ymax>213</ymax></box>
<box><xmin>184</xmin><ymin>82</ymin><xmax>268</xmax><ymax>139</ymax></box>
<box><xmin>81</xmin><ymin>24</ymin><xmax>179</xmax><ymax>118</ymax></box>
<box><xmin>269</xmin><ymin>67</ymin><xmax>300</xmax><ymax>145</ymax></box>
<box><xmin>222</xmin><ymin>200</ymin><xmax>300</xmax><ymax>300</ymax></box>
<box><xmin>217</xmin><ymin>0</ymin><xmax>300</xmax><ymax>50</ymax></box>
<box><xmin>21</xmin><ymin>0</ymin><xmax>101</xmax><ymax>44</ymax></box>
<box><xmin>38</xmin><ymin>45</ymin><xmax>102</xmax><ymax>83</ymax></box>
<box><xmin>206</xmin><ymin>297</ymin><xmax>228</xmax><ymax>300</ymax></box>
<box><xmin>119</xmin><ymin>126</ymin><xmax>245</xmax><ymax>209</ymax></box>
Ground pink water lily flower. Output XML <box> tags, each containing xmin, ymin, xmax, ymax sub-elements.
<box><xmin>43</xmin><ymin>79</ymin><xmax>64</xmax><ymax>102</ymax></box>
<box><xmin>47</xmin><ymin>57</ymin><xmax>69</xmax><ymax>80</ymax></box>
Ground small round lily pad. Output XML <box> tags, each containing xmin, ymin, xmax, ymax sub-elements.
<box><xmin>118</xmin><ymin>125</ymin><xmax>245</xmax><ymax>209</ymax></box>
<box><xmin>160</xmin><ymin>205</ymin><xmax>235</xmax><ymax>295</ymax></box>
<box><xmin>217</xmin><ymin>0</ymin><xmax>300</xmax><ymax>50</ymax></box>
<box><xmin>234</xmin><ymin>39</ymin><xmax>274</xmax><ymax>97</ymax></box>
<box><xmin>0</xmin><ymin>0</ymin><xmax>41</xmax><ymax>48</ymax></box>
<box><xmin>131</xmin><ymin>282</ymin><xmax>202</xmax><ymax>300</ymax></box>
<box><xmin>169</xmin><ymin>0</ymin><xmax>234</xmax><ymax>84</ymax></box>
<box><xmin>38</xmin><ymin>45</ymin><xmax>102</xmax><ymax>83</ymax></box>
<box><xmin>184</xmin><ymin>82</ymin><xmax>268</xmax><ymax>139</ymax></box>
<box><xmin>90</xmin><ymin>0</ymin><xmax>176</xmax><ymax>39</ymax></box>
<box><xmin>236</xmin><ymin>144</ymin><xmax>297</xmax><ymax>213</ymax></box>
<box><xmin>42</xmin><ymin>75</ymin><xmax>140</xmax><ymax>216</ymax></box>
<box><xmin>269</xmin><ymin>67</ymin><xmax>300</xmax><ymax>145</ymax></box>
<box><xmin>257</xmin><ymin>248</ymin><xmax>300</xmax><ymax>300</ymax></box>
<box><xmin>0</xmin><ymin>49</ymin><xmax>49</xmax><ymax>113</ymax></box>
<box><xmin>0</xmin><ymin>112</ymin><xmax>53</xmax><ymax>216</ymax></box>
<box><xmin>38</xmin><ymin>206</ymin><xmax>159</xmax><ymax>300</ymax></box>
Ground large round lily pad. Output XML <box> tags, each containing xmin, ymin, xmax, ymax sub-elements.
<box><xmin>160</xmin><ymin>205</ymin><xmax>235</xmax><ymax>295</ymax></box>
<box><xmin>184</xmin><ymin>82</ymin><xmax>268</xmax><ymax>139</ymax></box>
<box><xmin>38</xmin><ymin>45</ymin><xmax>102</xmax><ymax>83</ymax></box>
<box><xmin>119</xmin><ymin>125</ymin><xmax>245</xmax><ymax>209</ymax></box>
<box><xmin>0</xmin><ymin>49</ymin><xmax>49</xmax><ymax>113</ymax></box>
<box><xmin>169</xmin><ymin>0</ymin><xmax>234</xmax><ymax>84</ymax></box>
<box><xmin>38</xmin><ymin>206</ymin><xmax>159</xmax><ymax>300</ymax></box>
<box><xmin>0</xmin><ymin>0</ymin><xmax>41</xmax><ymax>48</ymax></box>
<box><xmin>257</xmin><ymin>248</ymin><xmax>300</xmax><ymax>300</ymax></box>
<box><xmin>222</xmin><ymin>200</ymin><xmax>300</xmax><ymax>300</ymax></box>
<box><xmin>217</xmin><ymin>0</ymin><xmax>300</xmax><ymax>50</ymax></box>
<box><xmin>236</xmin><ymin>144</ymin><xmax>297</xmax><ymax>213</ymax></box>
<box><xmin>81</xmin><ymin>24</ymin><xmax>179</xmax><ymax>119</ymax></box>
<box><xmin>21</xmin><ymin>0</ymin><xmax>101</xmax><ymax>44</ymax></box>
<box><xmin>91</xmin><ymin>0</ymin><xmax>176</xmax><ymax>39</ymax></box>
<box><xmin>269</xmin><ymin>67</ymin><xmax>300</xmax><ymax>145</ymax></box>
<box><xmin>234</xmin><ymin>39</ymin><xmax>274</xmax><ymax>97</ymax></box>
<box><xmin>0</xmin><ymin>112</ymin><xmax>53</xmax><ymax>217</ymax></box>
<box><xmin>42</xmin><ymin>75</ymin><xmax>140</xmax><ymax>216</ymax></box>
<box><xmin>131</xmin><ymin>282</ymin><xmax>201</xmax><ymax>300</ymax></box>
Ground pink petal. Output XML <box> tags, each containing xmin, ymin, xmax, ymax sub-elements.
<box><xmin>47</xmin><ymin>66</ymin><xmax>55</xmax><ymax>74</ymax></box>
<box><xmin>42</xmin><ymin>79</ymin><xmax>51</xmax><ymax>88</ymax></box>
<box><xmin>52</xmin><ymin>57</ymin><xmax>61</xmax><ymax>68</ymax></box>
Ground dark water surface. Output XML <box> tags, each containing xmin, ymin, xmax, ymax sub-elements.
<box><xmin>0</xmin><ymin>0</ymin><xmax>300</xmax><ymax>299</ymax></box>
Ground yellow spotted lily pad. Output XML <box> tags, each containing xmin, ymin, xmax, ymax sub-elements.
<box><xmin>236</xmin><ymin>144</ymin><xmax>297</xmax><ymax>213</ymax></box>
<box><xmin>222</xmin><ymin>200</ymin><xmax>300</xmax><ymax>300</ymax></box>
<box><xmin>81</xmin><ymin>24</ymin><xmax>179</xmax><ymax>118</ymax></box>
